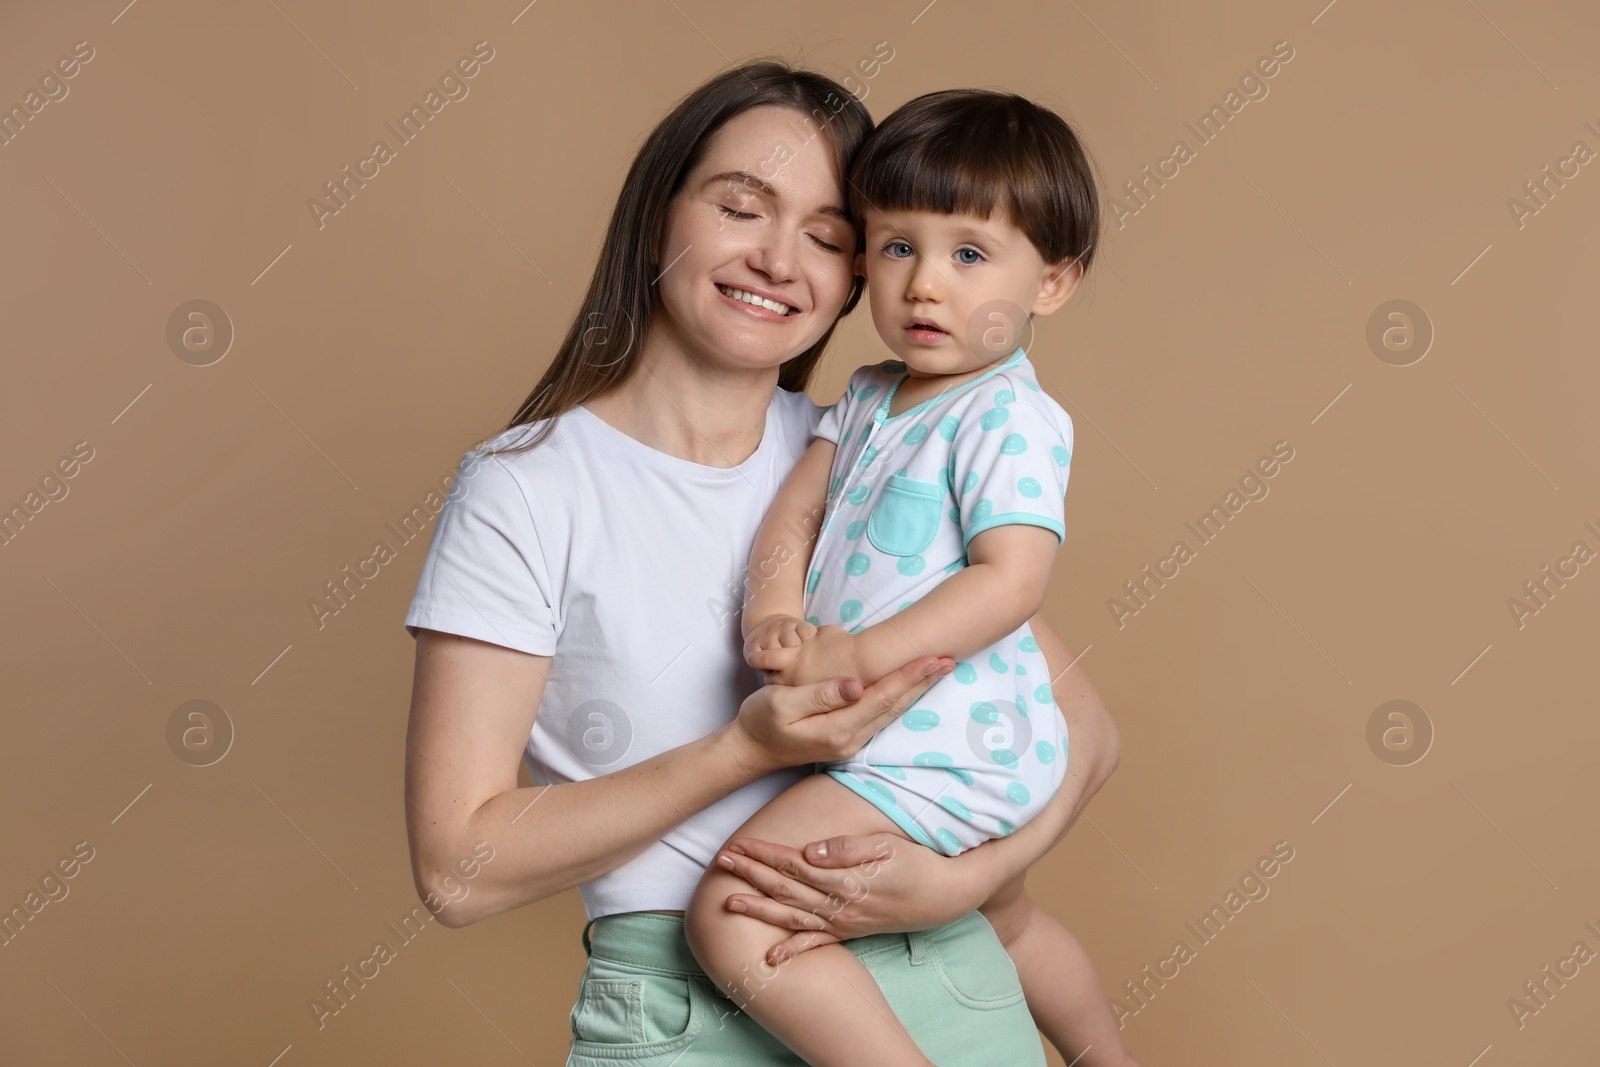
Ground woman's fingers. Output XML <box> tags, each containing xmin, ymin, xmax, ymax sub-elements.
<box><xmin>800</xmin><ymin>832</ymin><xmax>901</xmax><ymax>869</ymax></box>
<box><xmin>718</xmin><ymin>837</ymin><xmax>841</xmax><ymax>912</ymax></box>
<box><xmin>848</xmin><ymin>656</ymin><xmax>954</xmax><ymax>737</ymax></box>
<box><xmin>765</xmin><ymin>927</ymin><xmax>843</xmax><ymax>966</ymax></box>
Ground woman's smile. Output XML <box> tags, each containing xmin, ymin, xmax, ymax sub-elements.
<box><xmin>715</xmin><ymin>281</ymin><xmax>800</xmax><ymax>321</ymax></box>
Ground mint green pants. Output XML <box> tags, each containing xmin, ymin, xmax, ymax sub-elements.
<box><xmin>564</xmin><ymin>910</ymin><xmax>1046</xmax><ymax>1065</ymax></box>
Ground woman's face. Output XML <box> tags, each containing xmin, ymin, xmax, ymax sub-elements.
<box><xmin>652</xmin><ymin>105</ymin><xmax>858</xmax><ymax>376</ymax></box>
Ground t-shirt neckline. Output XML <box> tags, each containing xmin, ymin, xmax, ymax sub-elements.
<box><xmin>572</xmin><ymin>392</ymin><xmax>780</xmax><ymax>479</ymax></box>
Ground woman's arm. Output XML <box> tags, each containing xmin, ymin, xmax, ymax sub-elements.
<box><xmin>404</xmin><ymin>628</ymin><xmax>955</xmax><ymax>928</ymax></box>
<box><xmin>711</xmin><ymin>612</ymin><xmax>1120</xmax><ymax>962</ymax></box>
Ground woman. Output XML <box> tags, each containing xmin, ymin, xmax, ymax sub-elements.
<box><xmin>402</xmin><ymin>59</ymin><xmax>1121</xmax><ymax>1065</ymax></box>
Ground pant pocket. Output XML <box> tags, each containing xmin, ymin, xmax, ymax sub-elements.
<box><xmin>924</xmin><ymin>912</ymin><xmax>1028</xmax><ymax>1009</ymax></box>
<box><xmin>566</xmin><ymin>971</ymin><xmax>707</xmax><ymax>1064</ymax></box>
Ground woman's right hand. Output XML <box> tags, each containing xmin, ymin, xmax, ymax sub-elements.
<box><xmin>724</xmin><ymin>655</ymin><xmax>954</xmax><ymax>774</ymax></box>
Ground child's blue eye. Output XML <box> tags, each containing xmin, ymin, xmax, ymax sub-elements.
<box><xmin>886</xmin><ymin>241</ymin><xmax>913</xmax><ymax>258</ymax></box>
<box><xmin>956</xmin><ymin>248</ymin><xmax>983</xmax><ymax>265</ymax></box>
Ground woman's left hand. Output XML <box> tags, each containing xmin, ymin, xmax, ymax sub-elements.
<box><xmin>715</xmin><ymin>831</ymin><xmax>985</xmax><ymax>966</ymax></box>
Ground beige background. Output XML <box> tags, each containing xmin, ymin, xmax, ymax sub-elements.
<box><xmin>3</xmin><ymin>0</ymin><xmax>1598</xmax><ymax>1063</ymax></box>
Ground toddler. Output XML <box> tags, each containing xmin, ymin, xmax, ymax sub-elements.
<box><xmin>685</xmin><ymin>89</ymin><xmax>1138</xmax><ymax>1067</ymax></box>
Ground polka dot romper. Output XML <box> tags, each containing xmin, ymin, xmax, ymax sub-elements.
<box><xmin>805</xmin><ymin>347</ymin><xmax>1074</xmax><ymax>856</ymax></box>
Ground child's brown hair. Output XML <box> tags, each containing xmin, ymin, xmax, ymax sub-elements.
<box><xmin>848</xmin><ymin>89</ymin><xmax>1100</xmax><ymax>272</ymax></box>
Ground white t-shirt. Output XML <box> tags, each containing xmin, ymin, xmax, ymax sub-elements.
<box><xmin>404</xmin><ymin>387</ymin><xmax>823</xmax><ymax>919</ymax></box>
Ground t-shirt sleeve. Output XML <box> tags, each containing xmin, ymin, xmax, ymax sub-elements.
<box><xmin>403</xmin><ymin>450</ymin><xmax>559</xmax><ymax>657</ymax></box>
<box><xmin>950</xmin><ymin>395</ymin><xmax>1073</xmax><ymax>548</ymax></box>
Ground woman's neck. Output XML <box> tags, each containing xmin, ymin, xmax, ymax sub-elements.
<box><xmin>585</xmin><ymin>337</ymin><xmax>782</xmax><ymax>469</ymax></box>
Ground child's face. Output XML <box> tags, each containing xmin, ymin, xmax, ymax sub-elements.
<box><xmin>855</xmin><ymin>206</ymin><xmax>1078</xmax><ymax>378</ymax></box>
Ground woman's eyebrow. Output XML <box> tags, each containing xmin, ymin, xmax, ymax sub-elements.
<box><xmin>702</xmin><ymin>170</ymin><xmax>849</xmax><ymax>222</ymax></box>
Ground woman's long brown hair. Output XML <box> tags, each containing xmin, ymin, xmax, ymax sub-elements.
<box><xmin>482</xmin><ymin>59</ymin><xmax>873</xmax><ymax>457</ymax></box>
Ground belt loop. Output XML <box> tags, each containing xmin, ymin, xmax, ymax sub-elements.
<box><xmin>906</xmin><ymin>929</ymin><xmax>927</xmax><ymax>966</ymax></box>
<box><xmin>581</xmin><ymin>918</ymin><xmax>595</xmax><ymax>958</ymax></box>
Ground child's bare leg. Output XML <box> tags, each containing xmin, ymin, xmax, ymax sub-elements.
<box><xmin>685</xmin><ymin>772</ymin><xmax>937</xmax><ymax>1067</ymax></box>
<box><xmin>981</xmin><ymin>877</ymin><xmax>1141</xmax><ymax>1067</ymax></box>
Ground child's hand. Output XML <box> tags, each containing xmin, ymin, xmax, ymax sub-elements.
<box><xmin>752</xmin><ymin>624</ymin><xmax>865</xmax><ymax>688</ymax></box>
<box><xmin>743</xmin><ymin>615</ymin><xmax>817</xmax><ymax>664</ymax></box>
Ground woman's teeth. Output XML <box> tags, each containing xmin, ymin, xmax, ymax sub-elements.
<box><xmin>717</xmin><ymin>284</ymin><xmax>793</xmax><ymax>315</ymax></box>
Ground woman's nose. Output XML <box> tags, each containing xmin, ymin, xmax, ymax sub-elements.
<box><xmin>750</xmin><ymin>225</ymin><xmax>799</xmax><ymax>280</ymax></box>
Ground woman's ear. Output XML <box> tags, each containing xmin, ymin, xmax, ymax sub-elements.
<box><xmin>1031</xmin><ymin>258</ymin><xmax>1083</xmax><ymax>317</ymax></box>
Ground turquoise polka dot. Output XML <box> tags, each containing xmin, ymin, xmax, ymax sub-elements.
<box><xmin>806</xmin><ymin>569</ymin><xmax>821</xmax><ymax>593</ymax></box>
<box><xmin>962</xmin><ymin>472</ymin><xmax>979</xmax><ymax>494</ymax></box>
<box><xmin>903</xmin><ymin>708</ymin><xmax>940</xmax><ymax>731</ymax></box>
<box><xmin>1019</xmin><ymin>636</ymin><xmax>1038</xmax><ymax>653</ymax></box>
<box><xmin>870</xmin><ymin>763</ymin><xmax>908</xmax><ymax>780</ymax></box>
<box><xmin>992</xmin><ymin>748</ymin><xmax>1018</xmax><ymax>768</ymax></box>
<box><xmin>840</xmin><ymin>600</ymin><xmax>863</xmax><ymax>622</ymax></box>
<box><xmin>1018</xmin><ymin>477</ymin><xmax>1042</xmax><ymax>497</ymax></box>
<box><xmin>849</xmin><ymin>623</ymin><xmax>866</xmax><ymax>634</ymax></box>
<box><xmin>948</xmin><ymin>505</ymin><xmax>961</xmax><ymax>524</ymax></box>
<box><xmin>857</xmin><ymin>384</ymin><xmax>879</xmax><ymax>402</ymax></box>
<box><xmin>863</xmin><ymin>778</ymin><xmax>895</xmax><ymax>804</ymax></box>
<box><xmin>998</xmin><ymin>819</ymin><xmax>1017</xmax><ymax>835</ymax></box>
<box><xmin>1020</xmin><ymin>377</ymin><xmax>1041</xmax><ymax>391</ymax></box>
<box><xmin>944</xmin><ymin>557</ymin><xmax>966</xmax><ymax>574</ymax></box>
<box><xmin>938</xmin><ymin>467</ymin><xmax>952</xmax><ymax>491</ymax></box>
<box><xmin>934</xmin><ymin>828</ymin><xmax>962</xmax><ymax>854</ymax></box>
<box><xmin>994</xmin><ymin>389</ymin><xmax>1015</xmax><ymax>406</ymax></box>
<box><xmin>939</xmin><ymin>796</ymin><xmax>974</xmax><ymax>822</ymax></box>
<box><xmin>1052</xmin><ymin>445</ymin><xmax>1070</xmax><ymax>467</ymax></box>
<box><xmin>988</xmin><ymin>652</ymin><xmax>1008</xmax><ymax>673</ymax></box>
<box><xmin>1006</xmin><ymin>782</ymin><xmax>1031</xmax><ymax>806</ymax></box>
<box><xmin>894</xmin><ymin>466</ymin><xmax>907</xmax><ymax>476</ymax></box>
<box><xmin>845</xmin><ymin>553</ymin><xmax>870</xmax><ymax>576</ymax></box>
<box><xmin>980</xmin><ymin>407</ymin><xmax>1009</xmax><ymax>430</ymax></box>
<box><xmin>969</xmin><ymin>701</ymin><xmax>998</xmax><ymax>724</ymax></box>
<box><xmin>840</xmin><ymin>427</ymin><xmax>853</xmax><ymax>447</ymax></box>
<box><xmin>1036</xmin><ymin>740</ymin><xmax>1056</xmax><ymax>763</ymax></box>
<box><xmin>1000</xmin><ymin>433</ymin><xmax>1028</xmax><ymax>455</ymax></box>
<box><xmin>952</xmin><ymin>662</ymin><xmax>977</xmax><ymax>684</ymax></box>
<box><xmin>898</xmin><ymin>554</ymin><xmax>926</xmax><ymax>576</ymax></box>
<box><xmin>805</xmin><ymin>615</ymin><xmax>820</xmax><ymax>626</ymax></box>
<box><xmin>937</xmin><ymin>415</ymin><xmax>960</xmax><ymax>441</ymax></box>
<box><xmin>845</xmin><ymin>519</ymin><xmax>867</xmax><ymax>540</ymax></box>
<box><xmin>898</xmin><ymin>601</ymin><xmax>915</xmax><ymax>612</ymax></box>
<box><xmin>1015</xmin><ymin>695</ymin><xmax>1029</xmax><ymax>719</ymax></box>
<box><xmin>913</xmin><ymin>751</ymin><xmax>953</xmax><ymax>768</ymax></box>
<box><xmin>971</xmin><ymin>498</ymin><xmax>993</xmax><ymax>524</ymax></box>
<box><xmin>1034</xmin><ymin>684</ymin><xmax>1055</xmax><ymax>705</ymax></box>
<box><xmin>847</xmin><ymin>484</ymin><xmax>870</xmax><ymax>505</ymax></box>
<box><xmin>942</xmin><ymin>766</ymin><xmax>975</xmax><ymax>786</ymax></box>
<box><xmin>1016</xmin><ymin>664</ymin><xmax>1027</xmax><ymax>676</ymax></box>
<box><xmin>903</xmin><ymin>424</ymin><xmax>930</xmax><ymax>445</ymax></box>
<box><xmin>828</xmin><ymin>474</ymin><xmax>842</xmax><ymax>498</ymax></box>
<box><xmin>859</xmin><ymin>445</ymin><xmax>880</xmax><ymax>468</ymax></box>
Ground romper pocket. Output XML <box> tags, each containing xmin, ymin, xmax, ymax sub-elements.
<box><xmin>866</xmin><ymin>473</ymin><xmax>945</xmax><ymax>557</ymax></box>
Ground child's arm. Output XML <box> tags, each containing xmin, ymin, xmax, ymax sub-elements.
<box><xmin>741</xmin><ymin>435</ymin><xmax>837</xmax><ymax>657</ymax></box>
<box><xmin>851</xmin><ymin>523</ymin><xmax>1056</xmax><ymax>684</ymax></box>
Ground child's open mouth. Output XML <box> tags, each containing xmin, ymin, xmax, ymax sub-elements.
<box><xmin>905</xmin><ymin>319</ymin><xmax>948</xmax><ymax>342</ymax></box>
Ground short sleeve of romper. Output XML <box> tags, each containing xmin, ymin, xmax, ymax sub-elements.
<box><xmin>950</xmin><ymin>395</ymin><xmax>1074</xmax><ymax>548</ymax></box>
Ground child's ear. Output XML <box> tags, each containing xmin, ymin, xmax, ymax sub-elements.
<box><xmin>853</xmin><ymin>249</ymin><xmax>866</xmax><ymax>275</ymax></box>
<box><xmin>1031</xmin><ymin>258</ymin><xmax>1083</xmax><ymax>317</ymax></box>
